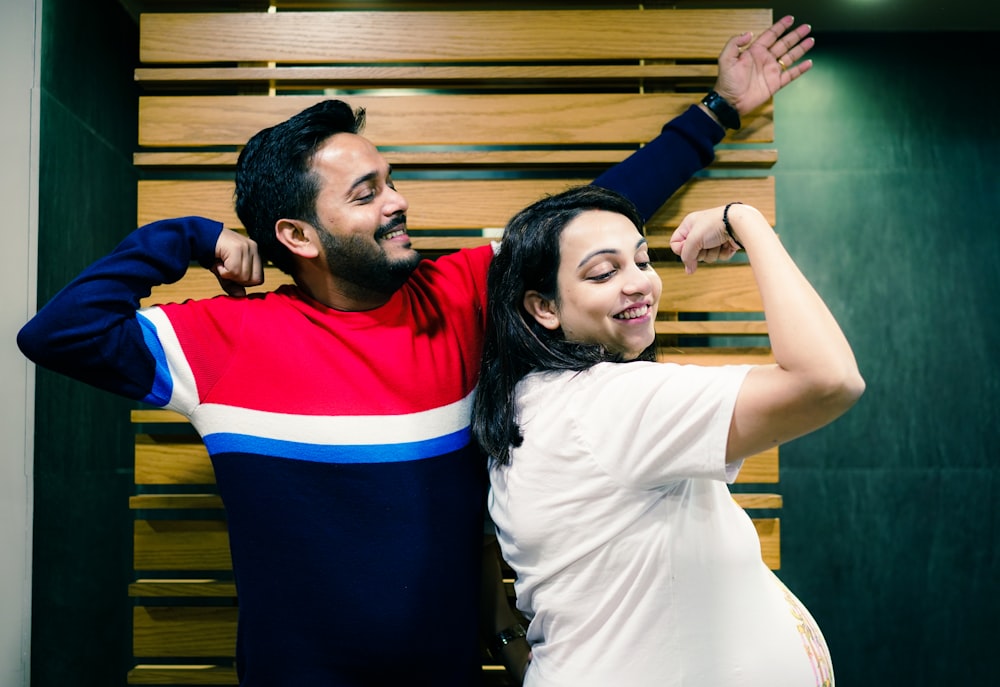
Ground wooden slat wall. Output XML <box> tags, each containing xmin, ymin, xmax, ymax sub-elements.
<box><xmin>129</xmin><ymin>4</ymin><xmax>780</xmax><ymax>685</ymax></box>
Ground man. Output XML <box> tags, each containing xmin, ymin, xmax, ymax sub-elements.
<box><xmin>18</xmin><ymin>17</ymin><xmax>813</xmax><ymax>686</ymax></box>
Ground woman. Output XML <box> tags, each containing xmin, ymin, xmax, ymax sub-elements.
<box><xmin>472</xmin><ymin>185</ymin><xmax>864</xmax><ymax>687</ymax></box>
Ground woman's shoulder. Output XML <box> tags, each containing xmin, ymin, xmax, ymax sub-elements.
<box><xmin>522</xmin><ymin>360</ymin><xmax>674</xmax><ymax>394</ymax></box>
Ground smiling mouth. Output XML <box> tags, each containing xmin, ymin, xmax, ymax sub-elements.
<box><xmin>614</xmin><ymin>304</ymin><xmax>651</xmax><ymax>320</ymax></box>
<box><xmin>380</xmin><ymin>227</ymin><xmax>407</xmax><ymax>241</ymax></box>
<box><xmin>376</xmin><ymin>216</ymin><xmax>408</xmax><ymax>242</ymax></box>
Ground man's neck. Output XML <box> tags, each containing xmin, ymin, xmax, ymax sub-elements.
<box><xmin>293</xmin><ymin>269</ymin><xmax>395</xmax><ymax>312</ymax></box>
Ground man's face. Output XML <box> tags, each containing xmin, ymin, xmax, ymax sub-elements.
<box><xmin>309</xmin><ymin>133</ymin><xmax>420</xmax><ymax>295</ymax></box>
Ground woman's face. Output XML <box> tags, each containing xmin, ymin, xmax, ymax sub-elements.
<box><xmin>524</xmin><ymin>209</ymin><xmax>661</xmax><ymax>360</ymax></box>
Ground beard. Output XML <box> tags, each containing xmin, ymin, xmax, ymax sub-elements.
<box><xmin>316</xmin><ymin>215</ymin><xmax>421</xmax><ymax>296</ymax></box>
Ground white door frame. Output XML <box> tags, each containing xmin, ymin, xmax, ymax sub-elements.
<box><xmin>1</xmin><ymin>0</ymin><xmax>40</xmax><ymax>684</ymax></box>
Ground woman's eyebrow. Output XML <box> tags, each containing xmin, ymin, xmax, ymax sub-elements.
<box><xmin>577</xmin><ymin>248</ymin><xmax>618</xmax><ymax>268</ymax></box>
<box><xmin>576</xmin><ymin>237</ymin><xmax>648</xmax><ymax>267</ymax></box>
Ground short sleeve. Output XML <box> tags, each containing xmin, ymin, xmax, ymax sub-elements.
<box><xmin>570</xmin><ymin>361</ymin><xmax>752</xmax><ymax>489</ymax></box>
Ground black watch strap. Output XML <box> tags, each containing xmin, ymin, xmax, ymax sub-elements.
<box><xmin>701</xmin><ymin>90</ymin><xmax>741</xmax><ymax>130</ymax></box>
<box><xmin>493</xmin><ymin>623</ymin><xmax>527</xmax><ymax>652</ymax></box>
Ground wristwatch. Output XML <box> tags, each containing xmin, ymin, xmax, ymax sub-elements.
<box><xmin>493</xmin><ymin>623</ymin><xmax>527</xmax><ymax>653</ymax></box>
<box><xmin>701</xmin><ymin>90</ymin><xmax>741</xmax><ymax>130</ymax></box>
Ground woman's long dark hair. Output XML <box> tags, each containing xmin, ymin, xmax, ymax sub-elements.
<box><xmin>471</xmin><ymin>185</ymin><xmax>655</xmax><ymax>467</ymax></box>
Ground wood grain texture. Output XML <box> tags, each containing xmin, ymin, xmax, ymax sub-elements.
<box><xmin>134</xmin><ymin>520</ymin><xmax>232</xmax><ymax>571</ymax></box>
<box><xmin>136</xmin><ymin>177</ymin><xmax>775</xmax><ymax>233</ymax></box>
<box><xmin>135</xmin><ymin>434</ymin><xmax>215</xmax><ymax>484</ymax></box>
<box><xmin>139</xmin><ymin>94</ymin><xmax>774</xmax><ymax>148</ymax></box>
<box><xmin>128</xmin><ymin>664</ymin><xmax>237</xmax><ymax>685</ymax></box>
<box><xmin>129</xmin><ymin>580</ymin><xmax>237</xmax><ymax>598</ymax></box>
<box><xmin>133</xmin><ymin>148</ymin><xmax>778</xmax><ymax>170</ymax></box>
<box><xmin>135</xmin><ymin>63</ymin><xmax>721</xmax><ymax>84</ymax></box>
<box><xmin>133</xmin><ymin>606</ymin><xmax>237</xmax><ymax>657</ymax></box>
<box><xmin>140</xmin><ymin>10</ymin><xmax>772</xmax><ymax>64</ymax></box>
<box><xmin>656</xmin><ymin>263</ymin><xmax>764</xmax><ymax>313</ymax></box>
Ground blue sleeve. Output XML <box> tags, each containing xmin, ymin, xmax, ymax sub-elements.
<box><xmin>16</xmin><ymin>216</ymin><xmax>224</xmax><ymax>401</ymax></box>
<box><xmin>592</xmin><ymin>105</ymin><xmax>725</xmax><ymax>221</ymax></box>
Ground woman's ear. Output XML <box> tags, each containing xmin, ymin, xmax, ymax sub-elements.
<box><xmin>523</xmin><ymin>290</ymin><xmax>561</xmax><ymax>331</ymax></box>
<box><xmin>275</xmin><ymin>218</ymin><xmax>321</xmax><ymax>259</ymax></box>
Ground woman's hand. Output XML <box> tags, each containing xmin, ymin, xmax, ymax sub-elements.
<box><xmin>669</xmin><ymin>205</ymin><xmax>746</xmax><ymax>274</ymax></box>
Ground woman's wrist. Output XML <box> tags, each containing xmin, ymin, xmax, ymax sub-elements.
<box><xmin>722</xmin><ymin>202</ymin><xmax>768</xmax><ymax>249</ymax></box>
<box><xmin>723</xmin><ymin>201</ymin><xmax>745</xmax><ymax>249</ymax></box>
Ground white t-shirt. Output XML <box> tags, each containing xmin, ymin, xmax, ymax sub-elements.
<box><xmin>489</xmin><ymin>361</ymin><xmax>834</xmax><ymax>687</ymax></box>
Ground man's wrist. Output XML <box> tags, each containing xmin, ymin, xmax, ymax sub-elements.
<box><xmin>700</xmin><ymin>90</ymin><xmax>741</xmax><ymax>130</ymax></box>
<box><xmin>492</xmin><ymin>622</ymin><xmax>527</xmax><ymax>655</ymax></box>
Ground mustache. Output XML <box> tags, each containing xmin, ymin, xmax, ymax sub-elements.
<box><xmin>375</xmin><ymin>215</ymin><xmax>407</xmax><ymax>239</ymax></box>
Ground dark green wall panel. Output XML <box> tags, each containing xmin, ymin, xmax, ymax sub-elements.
<box><xmin>774</xmin><ymin>33</ymin><xmax>998</xmax><ymax>685</ymax></box>
<box><xmin>35</xmin><ymin>0</ymin><xmax>138</xmax><ymax>685</ymax></box>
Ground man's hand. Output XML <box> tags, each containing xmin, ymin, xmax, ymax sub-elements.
<box><xmin>714</xmin><ymin>15</ymin><xmax>815</xmax><ymax>116</ymax></box>
<box><xmin>210</xmin><ymin>228</ymin><xmax>264</xmax><ymax>297</ymax></box>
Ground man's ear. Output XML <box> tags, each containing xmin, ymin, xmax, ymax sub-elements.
<box><xmin>523</xmin><ymin>290</ymin><xmax>560</xmax><ymax>331</ymax></box>
<box><xmin>275</xmin><ymin>218</ymin><xmax>321</xmax><ymax>259</ymax></box>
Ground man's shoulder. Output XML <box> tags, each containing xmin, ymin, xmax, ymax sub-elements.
<box><xmin>413</xmin><ymin>244</ymin><xmax>493</xmax><ymax>278</ymax></box>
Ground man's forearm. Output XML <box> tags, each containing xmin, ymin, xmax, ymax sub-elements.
<box><xmin>592</xmin><ymin>105</ymin><xmax>724</xmax><ymax>221</ymax></box>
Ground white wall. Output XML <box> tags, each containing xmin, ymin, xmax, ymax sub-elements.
<box><xmin>0</xmin><ymin>0</ymin><xmax>39</xmax><ymax>684</ymax></box>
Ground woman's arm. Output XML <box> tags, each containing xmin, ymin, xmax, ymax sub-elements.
<box><xmin>670</xmin><ymin>203</ymin><xmax>865</xmax><ymax>462</ymax></box>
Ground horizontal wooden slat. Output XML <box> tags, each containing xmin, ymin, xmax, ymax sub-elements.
<box><xmin>135</xmin><ymin>64</ymin><xmax>720</xmax><ymax>85</ymax></box>
<box><xmin>138</xmin><ymin>94</ymin><xmax>774</xmax><ymax>148</ymax></box>
<box><xmin>133</xmin><ymin>148</ymin><xmax>779</xmax><ymax>170</ymax></box>
<box><xmin>135</xmin><ymin>434</ymin><xmax>214</xmax><ymax>484</ymax></box>
<box><xmin>140</xmin><ymin>10</ymin><xmax>771</xmax><ymax>64</ymax></box>
<box><xmin>733</xmin><ymin>493</ymin><xmax>782</xmax><ymax>509</ymax></box>
<box><xmin>136</xmin><ymin>177</ymin><xmax>776</xmax><ymax>236</ymax></box>
<box><xmin>135</xmin><ymin>520</ymin><xmax>232</xmax><ymax>571</ymax></box>
<box><xmin>127</xmin><ymin>663</ymin><xmax>511</xmax><ymax>686</ymax></box>
<box><xmin>128</xmin><ymin>664</ymin><xmax>237</xmax><ymax>686</ymax></box>
<box><xmin>658</xmin><ymin>346</ymin><xmax>773</xmax><ymax>366</ymax></box>
<box><xmin>132</xmin><ymin>409</ymin><xmax>187</xmax><ymax>423</ymax></box>
<box><xmin>133</xmin><ymin>606</ymin><xmax>237</xmax><ymax>657</ymax></box>
<box><xmin>656</xmin><ymin>320</ymin><xmax>767</xmax><ymax>336</ymax></box>
<box><xmin>656</xmin><ymin>263</ymin><xmax>763</xmax><ymax>313</ymax></box>
<box><xmin>129</xmin><ymin>580</ymin><xmax>236</xmax><ymax>598</ymax></box>
<box><xmin>131</xmin><ymin>494</ymin><xmax>223</xmax><ymax>509</ymax></box>
<box><xmin>734</xmin><ymin>447</ymin><xmax>779</xmax><ymax>484</ymax></box>
<box><xmin>756</xmin><ymin>518</ymin><xmax>781</xmax><ymax>569</ymax></box>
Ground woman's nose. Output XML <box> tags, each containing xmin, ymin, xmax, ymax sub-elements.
<box><xmin>622</xmin><ymin>266</ymin><xmax>653</xmax><ymax>295</ymax></box>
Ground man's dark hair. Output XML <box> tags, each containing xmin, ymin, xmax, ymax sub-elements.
<box><xmin>234</xmin><ymin>99</ymin><xmax>366</xmax><ymax>275</ymax></box>
<box><xmin>471</xmin><ymin>185</ymin><xmax>655</xmax><ymax>467</ymax></box>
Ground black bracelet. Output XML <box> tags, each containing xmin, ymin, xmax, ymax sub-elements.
<box><xmin>723</xmin><ymin>202</ymin><xmax>745</xmax><ymax>250</ymax></box>
<box><xmin>701</xmin><ymin>90</ymin><xmax>741</xmax><ymax>130</ymax></box>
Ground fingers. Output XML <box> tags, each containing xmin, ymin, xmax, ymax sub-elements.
<box><xmin>775</xmin><ymin>32</ymin><xmax>815</xmax><ymax>66</ymax></box>
<box><xmin>752</xmin><ymin>14</ymin><xmax>797</xmax><ymax>50</ymax></box>
<box><xmin>212</xmin><ymin>229</ymin><xmax>264</xmax><ymax>298</ymax></box>
<box><xmin>216</xmin><ymin>230</ymin><xmax>264</xmax><ymax>284</ymax></box>
<box><xmin>781</xmin><ymin>58</ymin><xmax>814</xmax><ymax>86</ymax></box>
<box><xmin>722</xmin><ymin>30</ymin><xmax>754</xmax><ymax>63</ymax></box>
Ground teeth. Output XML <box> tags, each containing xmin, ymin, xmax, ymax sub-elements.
<box><xmin>615</xmin><ymin>305</ymin><xmax>648</xmax><ymax>320</ymax></box>
<box><xmin>382</xmin><ymin>229</ymin><xmax>405</xmax><ymax>240</ymax></box>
